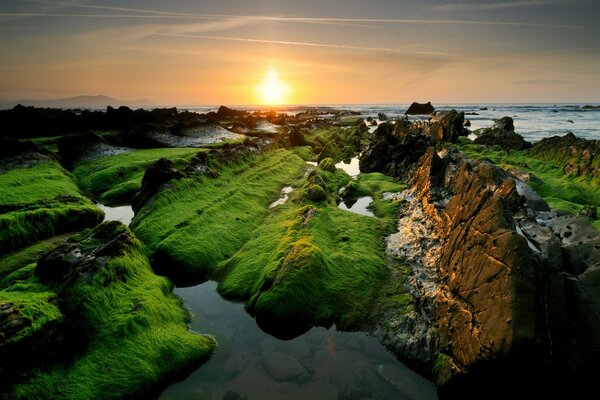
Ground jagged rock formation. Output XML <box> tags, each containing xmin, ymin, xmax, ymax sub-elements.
<box><xmin>369</xmin><ymin>130</ymin><xmax>599</xmax><ymax>397</ymax></box>
<box><xmin>473</xmin><ymin>116</ymin><xmax>531</xmax><ymax>150</ymax></box>
<box><xmin>359</xmin><ymin>112</ymin><xmax>468</xmax><ymax>176</ymax></box>
<box><xmin>405</xmin><ymin>102</ymin><xmax>435</xmax><ymax>115</ymax></box>
<box><xmin>427</xmin><ymin>110</ymin><xmax>468</xmax><ymax>142</ymax></box>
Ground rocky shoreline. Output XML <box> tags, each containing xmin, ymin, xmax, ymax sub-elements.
<box><xmin>361</xmin><ymin>113</ymin><xmax>599</xmax><ymax>397</ymax></box>
<box><xmin>0</xmin><ymin>104</ymin><xmax>598</xmax><ymax>399</ymax></box>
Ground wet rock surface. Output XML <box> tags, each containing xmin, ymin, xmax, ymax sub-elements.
<box><xmin>372</xmin><ymin>140</ymin><xmax>600</xmax><ymax>397</ymax></box>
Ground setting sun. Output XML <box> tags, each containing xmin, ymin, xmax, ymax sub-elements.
<box><xmin>256</xmin><ymin>69</ymin><xmax>290</xmax><ymax>105</ymax></box>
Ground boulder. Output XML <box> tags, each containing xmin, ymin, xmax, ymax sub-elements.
<box><xmin>425</xmin><ymin>110</ymin><xmax>466</xmax><ymax>142</ymax></box>
<box><xmin>359</xmin><ymin>122</ymin><xmax>429</xmax><ymax>177</ymax></box>
<box><xmin>131</xmin><ymin>158</ymin><xmax>182</xmax><ymax>213</ymax></box>
<box><xmin>288</xmin><ymin>126</ymin><xmax>306</xmax><ymax>147</ymax></box>
<box><xmin>36</xmin><ymin>221</ymin><xmax>135</xmax><ymax>285</ymax></box>
<box><xmin>405</xmin><ymin>102</ymin><xmax>435</xmax><ymax>115</ymax></box>
<box><xmin>473</xmin><ymin>116</ymin><xmax>531</xmax><ymax>150</ymax></box>
<box><xmin>261</xmin><ymin>351</ymin><xmax>307</xmax><ymax>381</ymax></box>
<box><xmin>216</xmin><ymin>105</ymin><xmax>248</xmax><ymax>119</ymax></box>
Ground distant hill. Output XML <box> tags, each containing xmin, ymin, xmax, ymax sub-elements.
<box><xmin>0</xmin><ymin>95</ymin><xmax>155</xmax><ymax>109</ymax></box>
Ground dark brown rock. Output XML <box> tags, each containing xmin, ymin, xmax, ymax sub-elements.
<box><xmin>131</xmin><ymin>158</ymin><xmax>182</xmax><ymax>213</ymax></box>
<box><xmin>288</xmin><ymin>126</ymin><xmax>306</xmax><ymax>147</ymax></box>
<box><xmin>405</xmin><ymin>102</ymin><xmax>435</xmax><ymax>115</ymax></box>
<box><xmin>371</xmin><ymin>139</ymin><xmax>599</xmax><ymax>397</ymax></box>
<box><xmin>359</xmin><ymin>122</ymin><xmax>429</xmax><ymax>177</ymax></box>
<box><xmin>425</xmin><ymin>110</ymin><xmax>466</xmax><ymax>142</ymax></box>
<box><xmin>473</xmin><ymin>117</ymin><xmax>531</xmax><ymax>151</ymax></box>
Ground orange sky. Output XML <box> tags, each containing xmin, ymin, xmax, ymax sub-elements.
<box><xmin>1</xmin><ymin>0</ymin><xmax>600</xmax><ymax>105</ymax></box>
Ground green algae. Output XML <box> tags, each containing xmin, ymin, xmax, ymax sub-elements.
<box><xmin>216</xmin><ymin>167</ymin><xmax>407</xmax><ymax>333</ymax></box>
<box><xmin>131</xmin><ymin>149</ymin><xmax>308</xmax><ymax>282</ymax></box>
<box><xmin>0</xmin><ymin>161</ymin><xmax>103</xmax><ymax>255</ymax></box>
<box><xmin>0</xmin><ymin>235</ymin><xmax>69</xmax><ymax>282</ymax></box>
<box><xmin>5</xmin><ymin>222</ymin><xmax>215</xmax><ymax>400</ymax></box>
<box><xmin>72</xmin><ymin>148</ymin><xmax>201</xmax><ymax>205</ymax></box>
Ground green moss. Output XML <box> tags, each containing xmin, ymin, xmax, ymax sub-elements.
<box><xmin>216</xmin><ymin>170</ymin><xmax>409</xmax><ymax>332</ymax></box>
<box><xmin>318</xmin><ymin>157</ymin><xmax>336</xmax><ymax>172</ymax></box>
<box><xmin>303</xmin><ymin>124</ymin><xmax>366</xmax><ymax>162</ymax></box>
<box><xmin>0</xmin><ymin>235</ymin><xmax>69</xmax><ymax>281</ymax></box>
<box><xmin>72</xmin><ymin>148</ymin><xmax>201</xmax><ymax>204</ymax></box>
<box><xmin>0</xmin><ymin>161</ymin><xmax>103</xmax><ymax>254</ymax></box>
<box><xmin>8</xmin><ymin>223</ymin><xmax>216</xmax><ymax>399</ymax></box>
<box><xmin>291</xmin><ymin>146</ymin><xmax>317</xmax><ymax>162</ymax></box>
<box><xmin>132</xmin><ymin>149</ymin><xmax>308</xmax><ymax>281</ymax></box>
<box><xmin>217</xmin><ymin>202</ymin><xmax>390</xmax><ymax>331</ymax></box>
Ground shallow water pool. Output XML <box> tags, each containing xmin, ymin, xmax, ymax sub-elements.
<box><xmin>160</xmin><ymin>281</ymin><xmax>438</xmax><ymax>400</ymax></box>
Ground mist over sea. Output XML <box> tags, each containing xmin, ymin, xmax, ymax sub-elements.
<box><xmin>180</xmin><ymin>104</ymin><xmax>600</xmax><ymax>143</ymax></box>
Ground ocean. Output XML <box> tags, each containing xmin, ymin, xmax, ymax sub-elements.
<box><xmin>180</xmin><ymin>103</ymin><xmax>600</xmax><ymax>143</ymax></box>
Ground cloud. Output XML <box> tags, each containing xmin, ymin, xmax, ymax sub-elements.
<box><xmin>5</xmin><ymin>0</ymin><xmax>579</xmax><ymax>29</ymax></box>
<box><xmin>432</xmin><ymin>0</ymin><xmax>570</xmax><ymax>12</ymax></box>
<box><xmin>148</xmin><ymin>32</ymin><xmax>458</xmax><ymax>59</ymax></box>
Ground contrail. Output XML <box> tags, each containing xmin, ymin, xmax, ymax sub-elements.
<box><xmin>148</xmin><ymin>32</ymin><xmax>457</xmax><ymax>58</ymax></box>
<box><xmin>12</xmin><ymin>0</ymin><xmax>580</xmax><ymax>29</ymax></box>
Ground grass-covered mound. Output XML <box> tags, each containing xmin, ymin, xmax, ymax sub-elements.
<box><xmin>0</xmin><ymin>160</ymin><xmax>103</xmax><ymax>255</ymax></box>
<box><xmin>216</xmin><ymin>163</ymin><xmax>407</xmax><ymax>337</ymax></box>
<box><xmin>458</xmin><ymin>142</ymin><xmax>600</xmax><ymax>229</ymax></box>
<box><xmin>302</xmin><ymin>123</ymin><xmax>368</xmax><ymax>161</ymax></box>
<box><xmin>72</xmin><ymin>148</ymin><xmax>201</xmax><ymax>205</ymax></box>
<box><xmin>1</xmin><ymin>222</ymin><xmax>215</xmax><ymax>399</ymax></box>
<box><xmin>131</xmin><ymin>148</ymin><xmax>309</xmax><ymax>283</ymax></box>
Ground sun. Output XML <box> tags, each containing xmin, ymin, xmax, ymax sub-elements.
<box><xmin>256</xmin><ymin>69</ymin><xmax>290</xmax><ymax>105</ymax></box>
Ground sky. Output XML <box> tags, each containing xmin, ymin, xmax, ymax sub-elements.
<box><xmin>1</xmin><ymin>0</ymin><xmax>599</xmax><ymax>105</ymax></box>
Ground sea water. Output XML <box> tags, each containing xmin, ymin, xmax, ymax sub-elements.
<box><xmin>180</xmin><ymin>103</ymin><xmax>600</xmax><ymax>142</ymax></box>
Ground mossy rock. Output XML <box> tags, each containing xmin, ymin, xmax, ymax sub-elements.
<box><xmin>318</xmin><ymin>158</ymin><xmax>336</xmax><ymax>173</ymax></box>
<box><xmin>306</xmin><ymin>184</ymin><xmax>327</xmax><ymax>202</ymax></box>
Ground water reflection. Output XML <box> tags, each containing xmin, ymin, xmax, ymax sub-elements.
<box><xmin>161</xmin><ymin>281</ymin><xmax>437</xmax><ymax>400</ymax></box>
<box><xmin>98</xmin><ymin>204</ymin><xmax>134</xmax><ymax>226</ymax></box>
<box><xmin>335</xmin><ymin>157</ymin><xmax>360</xmax><ymax>178</ymax></box>
<box><xmin>339</xmin><ymin>196</ymin><xmax>375</xmax><ymax>217</ymax></box>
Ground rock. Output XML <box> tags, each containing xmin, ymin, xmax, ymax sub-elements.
<box><xmin>473</xmin><ymin>116</ymin><xmax>531</xmax><ymax>150</ymax></box>
<box><xmin>578</xmin><ymin>205</ymin><xmax>597</xmax><ymax>219</ymax></box>
<box><xmin>35</xmin><ymin>221</ymin><xmax>135</xmax><ymax>285</ymax></box>
<box><xmin>515</xmin><ymin>181</ymin><xmax>550</xmax><ymax>211</ymax></box>
<box><xmin>57</xmin><ymin>132</ymin><xmax>111</xmax><ymax>167</ymax></box>
<box><xmin>359</xmin><ymin>122</ymin><xmax>429</xmax><ymax>177</ymax></box>
<box><xmin>480</xmin><ymin>107</ymin><xmax>488</xmax><ymax>110</ymax></box>
<box><xmin>376</xmin><ymin>363</ymin><xmax>437</xmax><ymax>399</ymax></box>
<box><xmin>288</xmin><ymin>126</ymin><xmax>306</xmax><ymax>147</ymax></box>
<box><xmin>464</xmin><ymin>119</ymin><xmax>471</xmax><ymax>127</ymax></box>
<box><xmin>318</xmin><ymin>157</ymin><xmax>336</xmax><ymax>172</ymax></box>
<box><xmin>527</xmin><ymin>132</ymin><xmax>600</xmax><ymax>181</ymax></box>
<box><xmin>216</xmin><ymin>105</ymin><xmax>248</xmax><ymax>118</ymax></box>
<box><xmin>261</xmin><ymin>351</ymin><xmax>308</xmax><ymax>381</ymax></box>
<box><xmin>131</xmin><ymin>158</ymin><xmax>182</xmax><ymax>213</ymax></box>
<box><xmin>405</xmin><ymin>102</ymin><xmax>435</xmax><ymax>115</ymax></box>
<box><xmin>307</xmin><ymin>184</ymin><xmax>327</xmax><ymax>202</ymax></box>
<box><xmin>365</xmin><ymin>129</ymin><xmax>600</xmax><ymax>396</ymax></box>
<box><xmin>0</xmin><ymin>303</ymin><xmax>29</xmax><ymax>343</ymax></box>
<box><xmin>425</xmin><ymin>110</ymin><xmax>466</xmax><ymax>142</ymax></box>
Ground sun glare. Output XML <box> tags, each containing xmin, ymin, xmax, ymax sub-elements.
<box><xmin>256</xmin><ymin>69</ymin><xmax>289</xmax><ymax>105</ymax></box>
